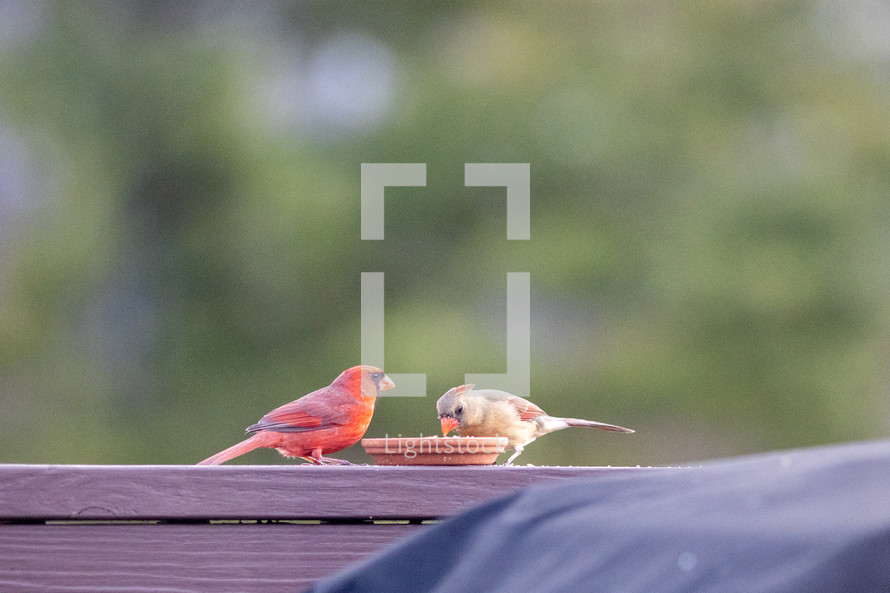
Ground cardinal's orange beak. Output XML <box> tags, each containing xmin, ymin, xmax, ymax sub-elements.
<box><xmin>379</xmin><ymin>375</ymin><xmax>396</xmax><ymax>392</ymax></box>
<box><xmin>440</xmin><ymin>416</ymin><xmax>460</xmax><ymax>436</ymax></box>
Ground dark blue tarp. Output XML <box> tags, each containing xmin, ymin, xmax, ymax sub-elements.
<box><xmin>306</xmin><ymin>439</ymin><xmax>890</xmax><ymax>593</ymax></box>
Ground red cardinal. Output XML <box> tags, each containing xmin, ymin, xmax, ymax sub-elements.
<box><xmin>198</xmin><ymin>365</ymin><xmax>394</xmax><ymax>465</ymax></box>
<box><xmin>437</xmin><ymin>384</ymin><xmax>633</xmax><ymax>465</ymax></box>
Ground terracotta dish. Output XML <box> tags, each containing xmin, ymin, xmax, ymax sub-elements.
<box><xmin>362</xmin><ymin>436</ymin><xmax>508</xmax><ymax>465</ymax></box>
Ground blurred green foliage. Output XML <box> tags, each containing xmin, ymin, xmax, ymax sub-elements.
<box><xmin>0</xmin><ymin>1</ymin><xmax>888</xmax><ymax>466</ymax></box>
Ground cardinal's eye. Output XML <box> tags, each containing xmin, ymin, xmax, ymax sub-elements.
<box><xmin>455</xmin><ymin>405</ymin><xmax>464</xmax><ymax>415</ymax></box>
<box><xmin>370</xmin><ymin>372</ymin><xmax>382</xmax><ymax>383</ymax></box>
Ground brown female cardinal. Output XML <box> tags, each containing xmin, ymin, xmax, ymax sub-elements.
<box><xmin>437</xmin><ymin>384</ymin><xmax>633</xmax><ymax>465</ymax></box>
<box><xmin>198</xmin><ymin>365</ymin><xmax>394</xmax><ymax>465</ymax></box>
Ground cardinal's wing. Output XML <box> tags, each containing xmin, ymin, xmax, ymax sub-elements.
<box><xmin>246</xmin><ymin>388</ymin><xmax>357</xmax><ymax>433</ymax></box>
<box><xmin>472</xmin><ymin>389</ymin><xmax>547</xmax><ymax>422</ymax></box>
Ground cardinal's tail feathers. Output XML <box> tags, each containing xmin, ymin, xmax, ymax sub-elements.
<box><xmin>197</xmin><ymin>434</ymin><xmax>263</xmax><ymax>465</ymax></box>
<box><xmin>562</xmin><ymin>418</ymin><xmax>635</xmax><ymax>433</ymax></box>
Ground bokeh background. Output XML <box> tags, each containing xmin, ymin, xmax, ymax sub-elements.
<box><xmin>1</xmin><ymin>1</ymin><xmax>889</xmax><ymax>466</ymax></box>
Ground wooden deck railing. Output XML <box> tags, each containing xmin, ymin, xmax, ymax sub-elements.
<box><xmin>0</xmin><ymin>464</ymin><xmax>652</xmax><ymax>592</ymax></box>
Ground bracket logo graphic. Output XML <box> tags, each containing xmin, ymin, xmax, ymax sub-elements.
<box><xmin>361</xmin><ymin>163</ymin><xmax>530</xmax><ymax>397</ymax></box>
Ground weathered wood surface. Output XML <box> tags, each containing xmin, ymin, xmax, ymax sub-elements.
<box><xmin>0</xmin><ymin>464</ymin><xmax>657</xmax><ymax>592</ymax></box>
<box><xmin>0</xmin><ymin>523</ymin><xmax>420</xmax><ymax>592</ymax></box>
<box><xmin>0</xmin><ymin>464</ymin><xmax>644</xmax><ymax>521</ymax></box>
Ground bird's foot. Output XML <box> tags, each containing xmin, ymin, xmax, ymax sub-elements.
<box><xmin>502</xmin><ymin>448</ymin><xmax>523</xmax><ymax>466</ymax></box>
<box><xmin>318</xmin><ymin>456</ymin><xmax>353</xmax><ymax>465</ymax></box>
